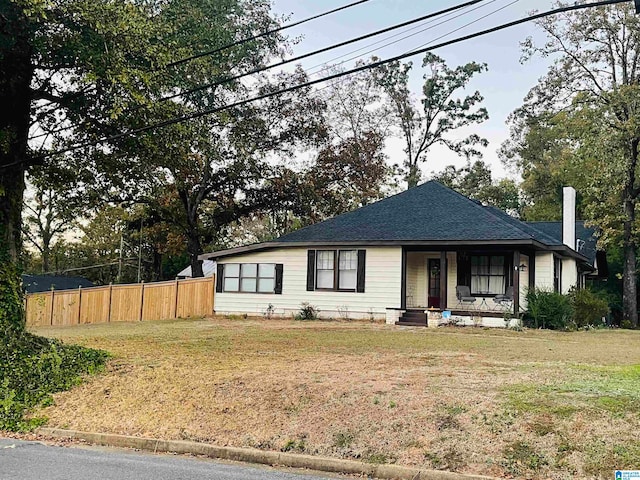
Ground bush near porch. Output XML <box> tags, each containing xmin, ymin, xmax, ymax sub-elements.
<box><xmin>24</xmin><ymin>317</ymin><xmax>640</xmax><ymax>479</ymax></box>
<box><xmin>524</xmin><ymin>288</ymin><xmax>609</xmax><ymax>330</ymax></box>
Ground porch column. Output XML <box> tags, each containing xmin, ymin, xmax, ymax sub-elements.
<box><xmin>528</xmin><ymin>250</ymin><xmax>536</xmax><ymax>292</ymax></box>
<box><xmin>440</xmin><ymin>250</ymin><xmax>447</xmax><ymax>309</ymax></box>
<box><xmin>513</xmin><ymin>250</ymin><xmax>520</xmax><ymax>315</ymax></box>
<box><xmin>401</xmin><ymin>247</ymin><xmax>407</xmax><ymax>310</ymax></box>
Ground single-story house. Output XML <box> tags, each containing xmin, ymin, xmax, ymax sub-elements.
<box><xmin>200</xmin><ymin>181</ymin><xmax>605</xmax><ymax>327</ymax></box>
<box><xmin>22</xmin><ymin>274</ymin><xmax>95</xmax><ymax>293</ymax></box>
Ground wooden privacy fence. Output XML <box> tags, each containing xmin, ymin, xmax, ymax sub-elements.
<box><xmin>25</xmin><ymin>276</ymin><xmax>215</xmax><ymax>327</ymax></box>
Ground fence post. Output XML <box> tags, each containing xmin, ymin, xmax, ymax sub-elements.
<box><xmin>211</xmin><ymin>274</ymin><xmax>216</xmax><ymax>315</ymax></box>
<box><xmin>107</xmin><ymin>283</ymin><xmax>113</xmax><ymax>323</ymax></box>
<box><xmin>77</xmin><ymin>286</ymin><xmax>82</xmax><ymax>325</ymax></box>
<box><xmin>49</xmin><ymin>286</ymin><xmax>55</xmax><ymax>326</ymax></box>
<box><xmin>139</xmin><ymin>281</ymin><xmax>145</xmax><ymax>322</ymax></box>
<box><xmin>173</xmin><ymin>277</ymin><xmax>179</xmax><ymax>319</ymax></box>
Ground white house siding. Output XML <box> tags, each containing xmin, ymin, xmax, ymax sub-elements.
<box><xmin>535</xmin><ymin>252</ymin><xmax>554</xmax><ymax>290</ymax></box>
<box><xmin>215</xmin><ymin>246</ymin><xmax>402</xmax><ymax>320</ymax></box>
<box><xmin>405</xmin><ymin>252</ymin><xmax>426</xmax><ymax>307</ymax></box>
<box><xmin>561</xmin><ymin>258</ymin><xmax>578</xmax><ymax>294</ymax></box>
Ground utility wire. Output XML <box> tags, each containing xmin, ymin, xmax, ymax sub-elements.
<box><xmin>29</xmin><ymin>0</ymin><xmax>484</xmax><ymax>141</ymax></box>
<box><xmin>165</xmin><ymin>0</ymin><xmax>373</xmax><ymax>68</ymax></box>
<box><xmin>309</xmin><ymin>0</ymin><xmax>514</xmax><ymax>93</ymax></box>
<box><xmin>31</xmin><ymin>0</ymin><xmax>373</xmax><ymax>114</ymax></box>
<box><xmin>306</xmin><ymin>0</ymin><xmax>496</xmax><ymax>77</ymax></box>
<box><xmin>408</xmin><ymin>0</ymin><xmax>519</xmax><ymax>54</ymax></box>
<box><xmin>32</xmin><ymin>0</ymin><xmax>632</xmax><ymax>162</ymax></box>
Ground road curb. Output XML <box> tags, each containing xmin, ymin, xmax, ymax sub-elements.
<box><xmin>37</xmin><ymin>428</ymin><xmax>497</xmax><ymax>480</ymax></box>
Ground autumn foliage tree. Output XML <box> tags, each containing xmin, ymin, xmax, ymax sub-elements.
<box><xmin>504</xmin><ymin>2</ymin><xmax>640</xmax><ymax>327</ymax></box>
<box><xmin>373</xmin><ymin>53</ymin><xmax>489</xmax><ymax>188</ymax></box>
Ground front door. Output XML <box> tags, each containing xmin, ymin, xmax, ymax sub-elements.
<box><xmin>428</xmin><ymin>259</ymin><xmax>441</xmax><ymax>308</ymax></box>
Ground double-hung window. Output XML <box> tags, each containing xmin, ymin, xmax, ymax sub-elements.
<box><xmin>316</xmin><ymin>251</ymin><xmax>335</xmax><ymax>289</ymax></box>
<box><xmin>554</xmin><ymin>257</ymin><xmax>562</xmax><ymax>293</ymax></box>
<box><xmin>338</xmin><ymin>250</ymin><xmax>357</xmax><ymax>290</ymax></box>
<box><xmin>470</xmin><ymin>255</ymin><xmax>506</xmax><ymax>295</ymax></box>
<box><xmin>221</xmin><ymin>263</ymin><xmax>278</xmax><ymax>293</ymax></box>
<box><xmin>307</xmin><ymin>249</ymin><xmax>366</xmax><ymax>292</ymax></box>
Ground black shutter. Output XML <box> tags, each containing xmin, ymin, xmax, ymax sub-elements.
<box><xmin>505</xmin><ymin>254</ymin><xmax>513</xmax><ymax>287</ymax></box>
<box><xmin>356</xmin><ymin>249</ymin><xmax>366</xmax><ymax>293</ymax></box>
<box><xmin>306</xmin><ymin>250</ymin><xmax>316</xmax><ymax>291</ymax></box>
<box><xmin>274</xmin><ymin>264</ymin><xmax>283</xmax><ymax>294</ymax></box>
<box><xmin>216</xmin><ymin>264</ymin><xmax>224</xmax><ymax>293</ymax></box>
<box><xmin>457</xmin><ymin>252</ymin><xmax>471</xmax><ymax>287</ymax></box>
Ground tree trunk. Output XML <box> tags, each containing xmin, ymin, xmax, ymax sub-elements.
<box><xmin>0</xmin><ymin>3</ymin><xmax>32</xmax><ymax>262</ymax></box>
<box><xmin>151</xmin><ymin>250</ymin><xmax>162</xmax><ymax>281</ymax></box>
<box><xmin>187</xmin><ymin>239</ymin><xmax>204</xmax><ymax>278</ymax></box>
<box><xmin>0</xmin><ymin>3</ymin><xmax>32</xmax><ymax>333</ymax></box>
<box><xmin>41</xmin><ymin>247</ymin><xmax>50</xmax><ymax>273</ymax></box>
<box><xmin>406</xmin><ymin>162</ymin><xmax>420</xmax><ymax>189</ymax></box>
<box><xmin>622</xmin><ymin>198</ymin><xmax>638</xmax><ymax>328</ymax></box>
<box><xmin>186</xmin><ymin>230</ymin><xmax>204</xmax><ymax>278</ymax></box>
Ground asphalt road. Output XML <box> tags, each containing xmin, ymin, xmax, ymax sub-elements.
<box><xmin>0</xmin><ymin>438</ymin><xmax>336</xmax><ymax>480</ymax></box>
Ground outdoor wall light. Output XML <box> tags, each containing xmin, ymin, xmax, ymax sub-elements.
<box><xmin>515</xmin><ymin>263</ymin><xmax>527</xmax><ymax>272</ymax></box>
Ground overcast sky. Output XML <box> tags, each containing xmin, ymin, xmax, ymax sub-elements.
<box><xmin>270</xmin><ymin>0</ymin><xmax>560</xmax><ymax>181</ymax></box>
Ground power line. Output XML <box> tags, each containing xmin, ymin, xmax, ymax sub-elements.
<box><xmin>164</xmin><ymin>0</ymin><xmax>373</xmax><ymax>69</ymax></box>
<box><xmin>32</xmin><ymin>0</ymin><xmax>633</xmax><ymax>162</ymax></box>
<box><xmin>30</xmin><ymin>0</ymin><xmax>373</xmax><ymax>115</ymax></box>
<box><xmin>306</xmin><ymin>0</ymin><xmax>498</xmax><ymax>77</ymax></box>
<box><xmin>408</xmin><ymin>0</ymin><xmax>519</xmax><ymax>54</ymax></box>
<box><xmin>42</xmin><ymin>260</ymin><xmax>136</xmax><ymax>275</ymax></box>
<box><xmin>29</xmin><ymin>0</ymin><xmax>484</xmax><ymax>141</ymax></box>
<box><xmin>309</xmin><ymin>0</ymin><xmax>515</xmax><ymax>96</ymax></box>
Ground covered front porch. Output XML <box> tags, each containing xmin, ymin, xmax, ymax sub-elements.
<box><xmin>396</xmin><ymin>246</ymin><xmax>534</xmax><ymax>326</ymax></box>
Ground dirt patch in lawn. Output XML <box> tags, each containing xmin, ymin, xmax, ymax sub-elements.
<box><xmin>29</xmin><ymin>318</ymin><xmax>640</xmax><ymax>479</ymax></box>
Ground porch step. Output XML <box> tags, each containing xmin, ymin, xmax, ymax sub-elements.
<box><xmin>397</xmin><ymin>309</ymin><xmax>427</xmax><ymax>325</ymax></box>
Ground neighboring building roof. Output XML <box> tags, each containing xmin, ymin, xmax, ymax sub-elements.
<box><xmin>22</xmin><ymin>274</ymin><xmax>95</xmax><ymax>293</ymax></box>
<box><xmin>200</xmin><ymin>181</ymin><xmax>592</xmax><ymax>263</ymax></box>
<box><xmin>176</xmin><ymin>260</ymin><xmax>216</xmax><ymax>278</ymax></box>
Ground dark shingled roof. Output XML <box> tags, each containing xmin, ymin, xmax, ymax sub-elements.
<box><xmin>276</xmin><ymin>181</ymin><xmax>564</xmax><ymax>245</ymax></box>
<box><xmin>525</xmin><ymin>221</ymin><xmax>599</xmax><ymax>267</ymax></box>
<box><xmin>200</xmin><ymin>180</ymin><xmax>599</xmax><ymax>263</ymax></box>
<box><xmin>22</xmin><ymin>275</ymin><xmax>95</xmax><ymax>293</ymax></box>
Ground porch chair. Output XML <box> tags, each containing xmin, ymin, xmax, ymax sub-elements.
<box><xmin>455</xmin><ymin>286</ymin><xmax>476</xmax><ymax>310</ymax></box>
<box><xmin>493</xmin><ymin>286</ymin><xmax>514</xmax><ymax>311</ymax></box>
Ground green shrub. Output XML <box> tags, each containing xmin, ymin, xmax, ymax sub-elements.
<box><xmin>568</xmin><ymin>288</ymin><xmax>609</xmax><ymax>328</ymax></box>
<box><xmin>0</xmin><ymin>331</ymin><xmax>109</xmax><ymax>431</ymax></box>
<box><xmin>524</xmin><ymin>289</ymin><xmax>573</xmax><ymax>330</ymax></box>
<box><xmin>294</xmin><ymin>302</ymin><xmax>319</xmax><ymax>320</ymax></box>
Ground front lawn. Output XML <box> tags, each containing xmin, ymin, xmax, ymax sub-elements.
<box><xmin>30</xmin><ymin>318</ymin><xmax>640</xmax><ymax>479</ymax></box>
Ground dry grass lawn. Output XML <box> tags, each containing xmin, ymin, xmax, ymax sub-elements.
<box><xmin>30</xmin><ymin>318</ymin><xmax>640</xmax><ymax>479</ymax></box>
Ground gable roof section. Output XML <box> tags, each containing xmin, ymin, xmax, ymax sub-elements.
<box><xmin>275</xmin><ymin>181</ymin><xmax>563</xmax><ymax>244</ymax></box>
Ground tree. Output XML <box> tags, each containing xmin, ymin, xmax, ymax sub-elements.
<box><xmin>500</xmin><ymin>111</ymin><xmax>586</xmax><ymax>221</ymax></box>
<box><xmin>0</xmin><ymin>0</ymin><xmax>299</xmax><ymax>328</ymax></box>
<box><xmin>105</xmin><ymin>66</ymin><xmax>327</xmax><ymax>278</ymax></box>
<box><xmin>506</xmin><ymin>2</ymin><xmax>640</xmax><ymax>327</ymax></box>
<box><xmin>319</xmin><ymin>62</ymin><xmax>393</xmax><ymax>145</ymax></box>
<box><xmin>373</xmin><ymin>53</ymin><xmax>489</xmax><ymax>188</ymax></box>
<box><xmin>22</xmin><ymin>164</ymin><xmax>83</xmax><ymax>273</ymax></box>
<box><xmin>432</xmin><ymin>159</ymin><xmax>521</xmax><ymax>214</ymax></box>
<box><xmin>301</xmin><ymin>131</ymin><xmax>395</xmax><ymax>221</ymax></box>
